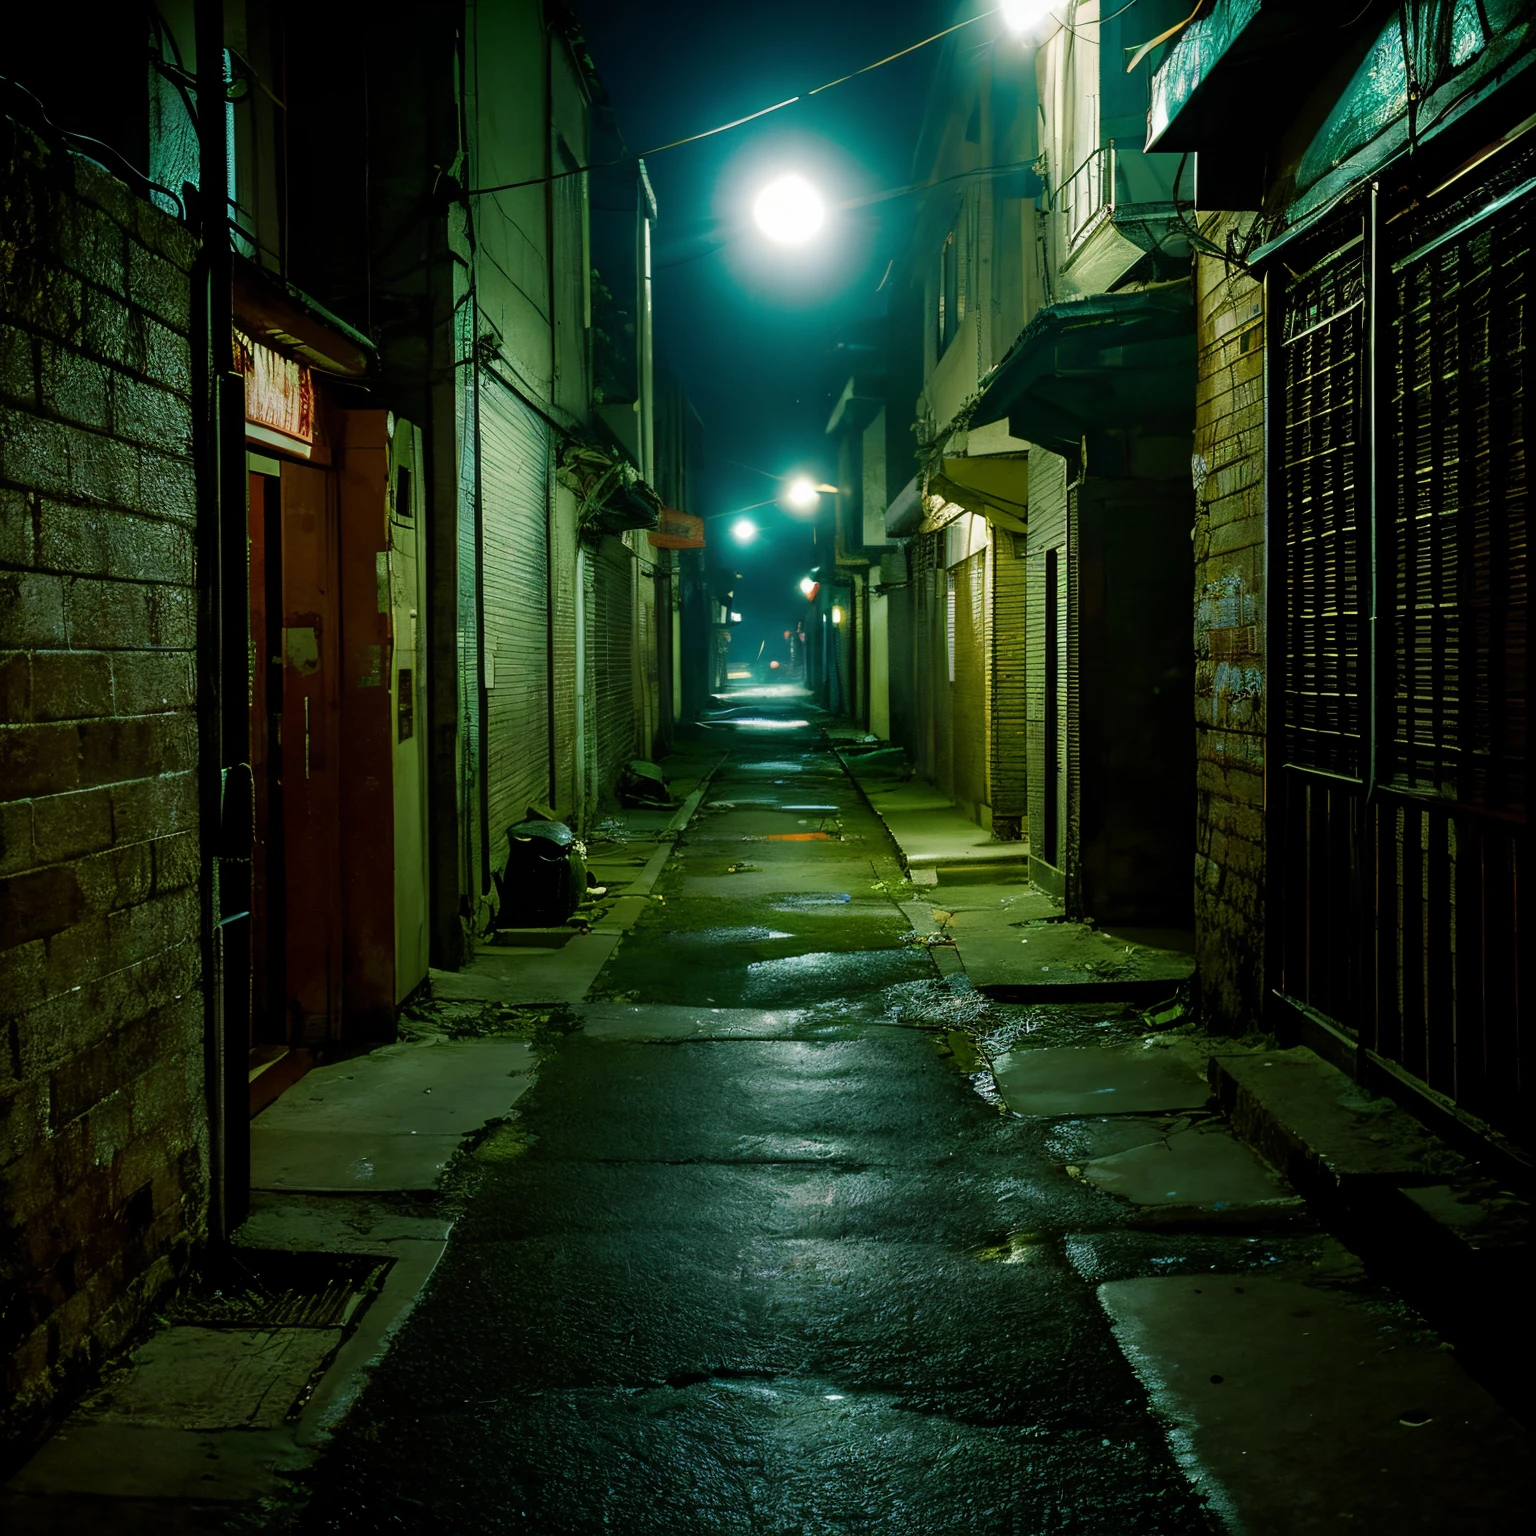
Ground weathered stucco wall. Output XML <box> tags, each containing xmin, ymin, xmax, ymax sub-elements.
<box><xmin>1191</xmin><ymin>218</ymin><xmax>1266</xmax><ymax>1030</ymax></box>
<box><xmin>0</xmin><ymin>129</ymin><xmax>206</xmax><ymax>1444</ymax></box>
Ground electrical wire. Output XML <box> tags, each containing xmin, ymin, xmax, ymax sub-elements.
<box><xmin>468</xmin><ymin>7</ymin><xmax>1006</xmax><ymax>198</ymax></box>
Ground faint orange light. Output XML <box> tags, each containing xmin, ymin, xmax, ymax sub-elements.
<box><xmin>769</xmin><ymin>659</ymin><xmax>781</xmax><ymax>669</ymax></box>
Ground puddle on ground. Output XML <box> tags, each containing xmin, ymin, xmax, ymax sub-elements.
<box><xmin>742</xmin><ymin>949</ymin><xmax>934</xmax><ymax>1003</ymax></box>
<box><xmin>971</xmin><ymin>1229</ymin><xmax>1049</xmax><ymax>1264</ymax></box>
<box><xmin>772</xmin><ymin>894</ymin><xmax>855</xmax><ymax>908</ymax></box>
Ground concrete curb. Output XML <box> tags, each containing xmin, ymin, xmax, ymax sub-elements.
<box><xmin>1208</xmin><ymin>1046</ymin><xmax>1531</xmax><ymax>1402</ymax></box>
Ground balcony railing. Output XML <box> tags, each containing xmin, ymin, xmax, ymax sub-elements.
<box><xmin>1058</xmin><ymin>142</ymin><xmax>1116</xmax><ymax>252</ymax></box>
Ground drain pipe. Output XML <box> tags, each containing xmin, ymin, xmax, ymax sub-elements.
<box><xmin>195</xmin><ymin>0</ymin><xmax>252</xmax><ymax>1238</ymax></box>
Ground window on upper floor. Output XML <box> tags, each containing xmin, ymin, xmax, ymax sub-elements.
<box><xmin>937</xmin><ymin>228</ymin><xmax>959</xmax><ymax>356</ymax></box>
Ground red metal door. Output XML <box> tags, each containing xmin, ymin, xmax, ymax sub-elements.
<box><xmin>280</xmin><ymin>462</ymin><xmax>343</xmax><ymax>1042</ymax></box>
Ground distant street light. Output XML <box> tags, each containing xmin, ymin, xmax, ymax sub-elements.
<box><xmin>1001</xmin><ymin>0</ymin><xmax>1054</xmax><ymax>32</ymax></box>
<box><xmin>831</xmin><ymin>606</ymin><xmax>844</xmax><ymax>626</ymax></box>
<box><xmin>731</xmin><ymin>518</ymin><xmax>758</xmax><ymax>543</ymax></box>
<box><xmin>753</xmin><ymin>175</ymin><xmax>825</xmax><ymax>245</ymax></box>
<box><xmin>786</xmin><ymin>478</ymin><xmax>819</xmax><ymax>509</ymax></box>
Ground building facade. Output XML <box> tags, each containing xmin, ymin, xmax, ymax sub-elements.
<box><xmin>1151</xmin><ymin>0</ymin><xmax>1532</xmax><ymax>1144</ymax></box>
<box><xmin>863</xmin><ymin>1</ymin><xmax>1198</xmax><ymax>922</ymax></box>
<box><xmin>1</xmin><ymin>0</ymin><xmax>702</xmax><ymax>1449</ymax></box>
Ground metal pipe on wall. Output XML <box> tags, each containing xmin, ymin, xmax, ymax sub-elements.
<box><xmin>194</xmin><ymin>0</ymin><xmax>252</xmax><ymax>1237</ymax></box>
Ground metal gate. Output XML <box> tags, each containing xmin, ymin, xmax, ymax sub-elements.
<box><xmin>1273</xmin><ymin>167</ymin><xmax>1529</xmax><ymax>1138</ymax></box>
<box><xmin>478</xmin><ymin>375</ymin><xmax>551</xmax><ymax>846</ymax></box>
<box><xmin>591</xmin><ymin>535</ymin><xmax>636</xmax><ymax>799</ymax></box>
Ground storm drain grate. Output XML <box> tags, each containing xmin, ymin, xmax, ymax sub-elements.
<box><xmin>163</xmin><ymin>1248</ymin><xmax>391</xmax><ymax>1329</ymax></box>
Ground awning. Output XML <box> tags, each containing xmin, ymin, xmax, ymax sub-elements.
<box><xmin>972</xmin><ymin>283</ymin><xmax>1195</xmax><ymax>460</ymax></box>
<box><xmin>931</xmin><ymin>455</ymin><xmax>1028</xmax><ymax>534</ymax></box>
<box><xmin>232</xmin><ymin>259</ymin><xmax>375</xmax><ymax>378</ymax></box>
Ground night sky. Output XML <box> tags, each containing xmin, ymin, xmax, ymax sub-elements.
<box><xmin>578</xmin><ymin>0</ymin><xmax>943</xmax><ymax>664</ymax></box>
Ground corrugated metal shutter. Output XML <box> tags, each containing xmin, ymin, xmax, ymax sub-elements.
<box><xmin>887</xmin><ymin>550</ymin><xmax>917</xmax><ymax>753</ymax></box>
<box><xmin>935</xmin><ymin>558</ymin><xmax>955</xmax><ymax>797</ymax></box>
<box><xmin>1281</xmin><ymin>223</ymin><xmax>1367</xmax><ymax>777</ymax></box>
<box><xmin>549</xmin><ymin>491</ymin><xmax>579</xmax><ymax>817</ymax></box>
<box><xmin>457</xmin><ymin>312</ymin><xmax>482</xmax><ymax>891</ymax></box>
<box><xmin>911</xmin><ymin>532</ymin><xmax>941</xmax><ymax>782</ymax></box>
<box><xmin>591</xmin><ymin>535</ymin><xmax>636</xmax><ymax>797</ymax></box>
<box><xmin>1064</xmin><ymin>489</ymin><xmax>1080</xmax><ymax>908</ymax></box>
<box><xmin>1026</xmin><ymin>547</ymin><xmax>1049</xmax><ymax>857</ymax></box>
<box><xmin>637</xmin><ymin>561</ymin><xmax>661</xmax><ymax>756</ymax></box>
<box><xmin>952</xmin><ymin>548</ymin><xmax>988</xmax><ymax>816</ymax></box>
<box><xmin>478</xmin><ymin>376</ymin><xmax>551</xmax><ymax>847</ymax></box>
<box><xmin>991</xmin><ymin>528</ymin><xmax>1028</xmax><ymax>833</ymax></box>
<box><xmin>1026</xmin><ymin>451</ymin><xmax>1068</xmax><ymax>877</ymax></box>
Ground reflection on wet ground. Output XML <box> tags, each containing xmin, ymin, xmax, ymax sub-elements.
<box><xmin>282</xmin><ymin>711</ymin><xmax>1525</xmax><ymax>1534</ymax></box>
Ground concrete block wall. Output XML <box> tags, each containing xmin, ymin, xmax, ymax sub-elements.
<box><xmin>0</xmin><ymin>127</ymin><xmax>206</xmax><ymax>1447</ymax></box>
<box><xmin>1191</xmin><ymin>222</ymin><xmax>1267</xmax><ymax>1031</ymax></box>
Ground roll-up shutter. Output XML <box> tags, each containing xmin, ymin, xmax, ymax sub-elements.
<box><xmin>887</xmin><ymin>550</ymin><xmax>917</xmax><ymax>754</ymax></box>
<box><xmin>934</xmin><ymin>555</ymin><xmax>955</xmax><ymax>797</ymax></box>
<box><xmin>478</xmin><ymin>374</ymin><xmax>551</xmax><ymax>851</ymax></box>
<box><xmin>911</xmin><ymin>532</ymin><xmax>941</xmax><ymax>783</ymax></box>
<box><xmin>591</xmin><ymin>535</ymin><xmax>636</xmax><ymax>797</ymax></box>
<box><xmin>952</xmin><ymin>548</ymin><xmax>988</xmax><ymax>818</ymax></box>
<box><xmin>1026</xmin><ymin>451</ymin><xmax>1068</xmax><ymax>882</ymax></box>
<box><xmin>636</xmin><ymin>560</ymin><xmax>661</xmax><ymax>756</ymax></box>
<box><xmin>991</xmin><ymin>528</ymin><xmax>1028</xmax><ymax>836</ymax></box>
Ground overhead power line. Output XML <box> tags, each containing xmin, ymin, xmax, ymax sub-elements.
<box><xmin>467</xmin><ymin>7</ymin><xmax>1003</xmax><ymax>198</ymax></box>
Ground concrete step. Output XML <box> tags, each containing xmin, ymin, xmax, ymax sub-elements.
<box><xmin>1209</xmin><ymin>1047</ymin><xmax>1532</xmax><ymax>1404</ymax></box>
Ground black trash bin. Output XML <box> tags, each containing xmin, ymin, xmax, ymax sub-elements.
<box><xmin>494</xmin><ymin>820</ymin><xmax>587</xmax><ymax>927</ymax></box>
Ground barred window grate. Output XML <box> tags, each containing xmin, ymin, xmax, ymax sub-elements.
<box><xmin>1281</xmin><ymin>232</ymin><xmax>1367</xmax><ymax>777</ymax></box>
<box><xmin>1389</xmin><ymin>189</ymin><xmax>1528</xmax><ymax>814</ymax></box>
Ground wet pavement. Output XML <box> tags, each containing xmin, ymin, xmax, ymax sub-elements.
<box><xmin>261</xmin><ymin>706</ymin><xmax>1527</xmax><ymax>1534</ymax></box>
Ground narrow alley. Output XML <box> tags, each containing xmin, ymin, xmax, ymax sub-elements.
<box><xmin>255</xmin><ymin>701</ymin><xmax>1514</xmax><ymax>1534</ymax></box>
<box><xmin>4</xmin><ymin>2</ymin><xmax>1534</xmax><ymax>1530</ymax></box>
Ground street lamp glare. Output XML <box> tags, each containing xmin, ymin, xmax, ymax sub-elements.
<box><xmin>753</xmin><ymin>175</ymin><xmax>825</xmax><ymax>245</ymax></box>
<box><xmin>731</xmin><ymin>518</ymin><xmax>758</xmax><ymax>544</ymax></box>
<box><xmin>799</xmin><ymin>576</ymin><xmax>816</xmax><ymax>597</ymax></box>
<box><xmin>1001</xmin><ymin>0</ymin><xmax>1054</xmax><ymax>33</ymax></box>
<box><xmin>786</xmin><ymin>477</ymin><xmax>819</xmax><ymax>509</ymax></box>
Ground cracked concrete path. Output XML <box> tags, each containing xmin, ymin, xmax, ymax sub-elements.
<box><xmin>274</xmin><ymin>713</ymin><xmax>1527</xmax><ymax>1535</ymax></box>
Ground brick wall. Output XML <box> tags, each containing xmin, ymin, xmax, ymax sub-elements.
<box><xmin>0</xmin><ymin>126</ymin><xmax>206</xmax><ymax>1447</ymax></box>
<box><xmin>1191</xmin><ymin>221</ymin><xmax>1267</xmax><ymax>1032</ymax></box>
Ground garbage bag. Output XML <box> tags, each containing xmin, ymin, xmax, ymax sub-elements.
<box><xmin>494</xmin><ymin>819</ymin><xmax>587</xmax><ymax>927</ymax></box>
<box><xmin>619</xmin><ymin>759</ymin><xmax>675</xmax><ymax>808</ymax></box>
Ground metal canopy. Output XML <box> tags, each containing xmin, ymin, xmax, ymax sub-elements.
<box><xmin>972</xmin><ymin>283</ymin><xmax>1196</xmax><ymax>460</ymax></box>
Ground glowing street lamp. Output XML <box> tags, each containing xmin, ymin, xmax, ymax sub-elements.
<box><xmin>786</xmin><ymin>478</ymin><xmax>819</xmax><ymax>510</ymax></box>
<box><xmin>1001</xmin><ymin>0</ymin><xmax>1054</xmax><ymax>32</ymax></box>
<box><xmin>831</xmin><ymin>605</ymin><xmax>844</xmax><ymax>626</ymax></box>
<box><xmin>753</xmin><ymin>174</ymin><xmax>826</xmax><ymax>244</ymax></box>
<box><xmin>731</xmin><ymin>517</ymin><xmax>758</xmax><ymax>543</ymax></box>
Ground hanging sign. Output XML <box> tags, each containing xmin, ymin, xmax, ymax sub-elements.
<box><xmin>234</xmin><ymin>329</ymin><xmax>314</xmax><ymax>456</ymax></box>
<box><xmin>647</xmin><ymin>508</ymin><xmax>706</xmax><ymax>549</ymax></box>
